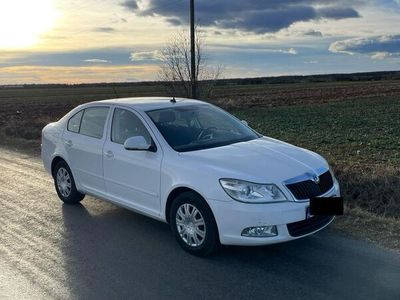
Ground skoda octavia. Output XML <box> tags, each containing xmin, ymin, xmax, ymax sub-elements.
<box><xmin>42</xmin><ymin>97</ymin><xmax>341</xmax><ymax>256</ymax></box>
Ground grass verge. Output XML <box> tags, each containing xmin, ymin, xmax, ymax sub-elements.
<box><xmin>333</xmin><ymin>206</ymin><xmax>400</xmax><ymax>252</ymax></box>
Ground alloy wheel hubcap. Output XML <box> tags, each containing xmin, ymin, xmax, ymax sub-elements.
<box><xmin>56</xmin><ymin>167</ymin><xmax>72</xmax><ymax>197</ymax></box>
<box><xmin>176</xmin><ymin>203</ymin><xmax>206</xmax><ymax>247</ymax></box>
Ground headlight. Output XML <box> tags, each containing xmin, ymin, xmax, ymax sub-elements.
<box><xmin>219</xmin><ymin>179</ymin><xmax>288</xmax><ymax>203</ymax></box>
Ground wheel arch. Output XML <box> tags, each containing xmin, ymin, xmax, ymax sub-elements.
<box><xmin>51</xmin><ymin>155</ymin><xmax>67</xmax><ymax>178</ymax></box>
<box><xmin>165</xmin><ymin>186</ymin><xmax>214</xmax><ymax>224</ymax></box>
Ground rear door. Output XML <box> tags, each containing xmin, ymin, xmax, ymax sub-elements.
<box><xmin>62</xmin><ymin>105</ymin><xmax>110</xmax><ymax>194</ymax></box>
<box><xmin>103</xmin><ymin>107</ymin><xmax>162</xmax><ymax>215</ymax></box>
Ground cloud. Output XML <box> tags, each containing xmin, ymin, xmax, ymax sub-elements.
<box><xmin>0</xmin><ymin>65</ymin><xmax>159</xmax><ymax>84</ymax></box>
<box><xmin>130</xmin><ymin>50</ymin><xmax>162</xmax><ymax>61</ymax></box>
<box><xmin>84</xmin><ymin>59</ymin><xmax>111</xmax><ymax>63</ymax></box>
<box><xmin>166</xmin><ymin>18</ymin><xmax>182</xmax><ymax>26</ymax></box>
<box><xmin>316</xmin><ymin>7</ymin><xmax>359</xmax><ymax>19</ymax></box>
<box><xmin>0</xmin><ymin>48</ymin><xmax>145</xmax><ymax>67</ymax></box>
<box><xmin>94</xmin><ymin>27</ymin><xmax>116</xmax><ymax>33</ymax></box>
<box><xmin>210</xmin><ymin>43</ymin><xmax>300</xmax><ymax>56</ymax></box>
<box><xmin>120</xmin><ymin>0</ymin><xmax>138</xmax><ymax>10</ymax></box>
<box><xmin>371</xmin><ymin>52</ymin><xmax>392</xmax><ymax>60</ymax></box>
<box><xmin>329</xmin><ymin>35</ymin><xmax>400</xmax><ymax>59</ymax></box>
<box><xmin>303</xmin><ymin>29</ymin><xmax>323</xmax><ymax>37</ymax></box>
<box><xmin>121</xmin><ymin>1</ymin><xmax>361</xmax><ymax>34</ymax></box>
<box><xmin>283</xmin><ymin>48</ymin><xmax>298</xmax><ymax>55</ymax></box>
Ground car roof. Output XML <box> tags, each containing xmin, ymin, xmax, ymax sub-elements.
<box><xmin>91</xmin><ymin>97</ymin><xmax>208</xmax><ymax>111</ymax></box>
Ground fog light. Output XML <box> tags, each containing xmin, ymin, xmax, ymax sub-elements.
<box><xmin>241</xmin><ymin>225</ymin><xmax>278</xmax><ymax>237</ymax></box>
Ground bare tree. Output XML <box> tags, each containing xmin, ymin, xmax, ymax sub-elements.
<box><xmin>158</xmin><ymin>29</ymin><xmax>222</xmax><ymax>99</ymax></box>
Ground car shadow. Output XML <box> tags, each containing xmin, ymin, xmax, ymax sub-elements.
<box><xmin>61</xmin><ymin>199</ymin><xmax>399</xmax><ymax>300</ymax></box>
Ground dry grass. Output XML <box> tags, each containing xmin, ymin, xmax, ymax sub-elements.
<box><xmin>335</xmin><ymin>164</ymin><xmax>400</xmax><ymax>218</ymax></box>
<box><xmin>333</xmin><ymin>206</ymin><xmax>400</xmax><ymax>251</ymax></box>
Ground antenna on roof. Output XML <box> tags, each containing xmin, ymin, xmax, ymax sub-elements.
<box><xmin>170</xmin><ymin>97</ymin><xmax>176</xmax><ymax>103</ymax></box>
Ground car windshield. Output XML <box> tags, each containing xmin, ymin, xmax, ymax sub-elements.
<box><xmin>146</xmin><ymin>104</ymin><xmax>260</xmax><ymax>152</ymax></box>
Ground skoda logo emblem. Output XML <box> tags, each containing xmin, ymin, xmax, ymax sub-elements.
<box><xmin>312</xmin><ymin>175</ymin><xmax>320</xmax><ymax>184</ymax></box>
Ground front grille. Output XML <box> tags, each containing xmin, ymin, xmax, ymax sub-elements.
<box><xmin>287</xmin><ymin>215</ymin><xmax>334</xmax><ymax>237</ymax></box>
<box><xmin>286</xmin><ymin>171</ymin><xmax>333</xmax><ymax>200</ymax></box>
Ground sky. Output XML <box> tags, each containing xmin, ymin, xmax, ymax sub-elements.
<box><xmin>0</xmin><ymin>0</ymin><xmax>400</xmax><ymax>84</ymax></box>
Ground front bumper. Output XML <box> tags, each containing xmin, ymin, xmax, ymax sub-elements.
<box><xmin>208</xmin><ymin>180</ymin><xmax>340</xmax><ymax>246</ymax></box>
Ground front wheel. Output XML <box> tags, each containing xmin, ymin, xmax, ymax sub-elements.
<box><xmin>53</xmin><ymin>161</ymin><xmax>85</xmax><ymax>204</ymax></box>
<box><xmin>170</xmin><ymin>191</ymin><xmax>219</xmax><ymax>256</ymax></box>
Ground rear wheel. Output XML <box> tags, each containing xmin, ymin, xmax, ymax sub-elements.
<box><xmin>53</xmin><ymin>161</ymin><xmax>84</xmax><ymax>204</ymax></box>
<box><xmin>170</xmin><ymin>191</ymin><xmax>219</xmax><ymax>256</ymax></box>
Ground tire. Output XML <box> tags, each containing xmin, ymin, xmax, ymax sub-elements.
<box><xmin>53</xmin><ymin>160</ymin><xmax>85</xmax><ymax>204</ymax></box>
<box><xmin>170</xmin><ymin>191</ymin><xmax>219</xmax><ymax>256</ymax></box>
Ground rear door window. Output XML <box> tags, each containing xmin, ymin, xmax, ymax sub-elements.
<box><xmin>67</xmin><ymin>110</ymin><xmax>84</xmax><ymax>133</ymax></box>
<box><xmin>79</xmin><ymin>107</ymin><xmax>110</xmax><ymax>139</ymax></box>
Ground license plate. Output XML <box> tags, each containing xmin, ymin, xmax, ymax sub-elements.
<box><xmin>310</xmin><ymin>197</ymin><xmax>344</xmax><ymax>215</ymax></box>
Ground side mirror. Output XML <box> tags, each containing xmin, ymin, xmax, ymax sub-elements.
<box><xmin>241</xmin><ymin>120</ymin><xmax>248</xmax><ymax>126</ymax></box>
<box><xmin>124</xmin><ymin>136</ymin><xmax>152</xmax><ymax>151</ymax></box>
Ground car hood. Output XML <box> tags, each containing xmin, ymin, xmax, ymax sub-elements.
<box><xmin>180</xmin><ymin>137</ymin><xmax>328</xmax><ymax>184</ymax></box>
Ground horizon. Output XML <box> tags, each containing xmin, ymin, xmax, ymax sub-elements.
<box><xmin>1</xmin><ymin>0</ymin><xmax>400</xmax><ymax>85</ymax></box>
<box><xmin>1</xmin><ymin>69</ymin><xmax>400</xmax><ymax>87</ymax></box>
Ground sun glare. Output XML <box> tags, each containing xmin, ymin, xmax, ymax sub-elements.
<box><xmin>0</xmin><ymin>0</ymin><xmax>59</xmax><ymax>49</ymax></box>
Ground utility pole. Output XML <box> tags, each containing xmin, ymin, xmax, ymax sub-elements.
<box><xmin>190</xmin><ymin>0</ymin><xmax>197</xmax><ymax>99</ymax></box>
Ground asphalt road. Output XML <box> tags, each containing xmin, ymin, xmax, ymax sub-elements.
<box><xmin>0</xmin><ymin>148</ymin><xmax>399</xmax><ymax>300</ymax></box>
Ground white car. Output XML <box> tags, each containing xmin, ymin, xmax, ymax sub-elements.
<box><xmin>42</xmin><ymin>97</ymin><xmax>341</xmax><ymax>256</ymax></box>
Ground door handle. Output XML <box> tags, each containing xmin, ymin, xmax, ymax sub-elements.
<box><xmin>65</xmin><ymin>140</ymin><xmax>73</xmax><ymax>147</ymax></box>
<box><xmin>104</xmin><ymin>150</ymin><xmax>114</xmax><ymax>158</ymax></box>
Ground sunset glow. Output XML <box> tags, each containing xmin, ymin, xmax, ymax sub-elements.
<box><xmin>0</xmin><ymin>0</ymin><xmax>59</xmax><ymax>48</ymax></box>
<box><xmin>0</xmin><ymin>0</ymin><xmax>399</xmax><ymax>84</ymax></box>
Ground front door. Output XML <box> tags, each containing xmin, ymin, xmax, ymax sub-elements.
<box><xmin>103</xmin><ymin>107</ymin><xmax>162</xmax><ymax>215</ymax></box>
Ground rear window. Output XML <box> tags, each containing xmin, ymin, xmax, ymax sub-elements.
<box><xmin>79</xmin><ymin>107</ymin><xmax>110</xmax><ymax>139</ymax></box>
